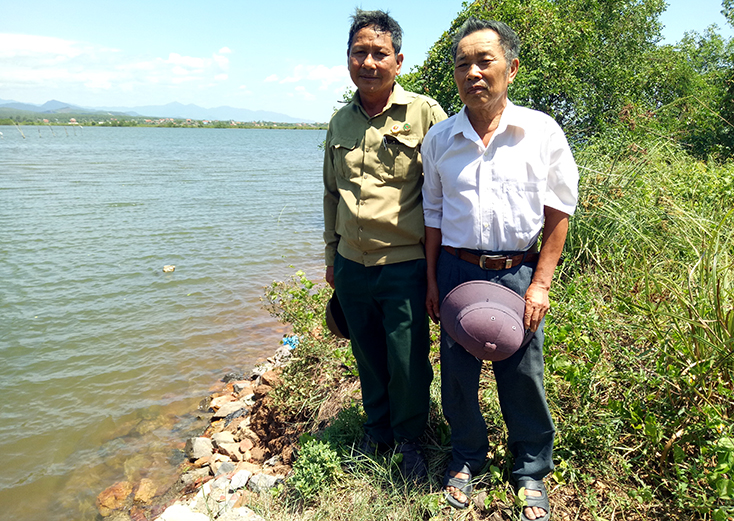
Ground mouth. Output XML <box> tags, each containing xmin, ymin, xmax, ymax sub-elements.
<box><xmin>466</xmin><ymin>84</ymin><xmax>486</xmax><ymax>95</ymax></box>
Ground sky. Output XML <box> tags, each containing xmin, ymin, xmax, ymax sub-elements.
<box><xmin>1</xmin><ymin>0</ymin><xmax>732</xmax><ymax>122</ymax></box>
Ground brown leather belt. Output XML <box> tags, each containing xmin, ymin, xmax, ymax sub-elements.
<box><xmin>443</xmin><ymin>246</ymin><xmax>539</xmax><ymax>270</ymax></box>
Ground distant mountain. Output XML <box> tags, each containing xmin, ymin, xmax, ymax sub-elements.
<box><xmin>0</xmin><ymin>99</ymin><xmax>127</xmax><ymax>116</ymax></box>
<box><xmin>0</xmin><ymin>99</ymin><xmax>313</xmax><ymax>123</ymax></box>
<box><xmin>100</xmin><ymin>102</ymin><xmax>311</xmax><ymax>123</ymax></box>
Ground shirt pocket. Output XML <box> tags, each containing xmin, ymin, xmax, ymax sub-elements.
<box><xmin>378</xmin><ymin>133</ymin><xmax>421</xmax><ymax>182</ymax></box>
<box><xmin>502</xmin><ymin>180</ymin><xmax>544</xmax><ymax>241</ymax></box>
<box><xmin>329</xmin><ymin>136</ymin><xmax>360</xmax><ymax>180</ymax></box>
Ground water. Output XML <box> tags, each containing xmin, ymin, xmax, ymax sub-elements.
<box><xmin>0</xmin><ymin>125</ymin><xmax>327</xmax><ymax>520</ymax></box>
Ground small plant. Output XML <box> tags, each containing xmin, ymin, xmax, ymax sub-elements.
<box><xmin>288</xmin><ymin>436</ymin><xmax>343</xmax><ymax>502</ymax></box>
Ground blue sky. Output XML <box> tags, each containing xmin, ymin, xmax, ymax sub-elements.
<box><xmin>1</xmin><ymin>0</ymin><xmax>732</xmax><ymax>122</ymax></box>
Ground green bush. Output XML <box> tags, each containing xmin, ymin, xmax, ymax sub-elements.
<box><xmin>289</xmin><ymin>437</ymin><xmax>343</xmax><ymax>502</ymax></box>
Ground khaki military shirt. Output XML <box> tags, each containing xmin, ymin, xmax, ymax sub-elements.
<box><xmin>323</xmin><ymin>83</ymin><xmax>447</xmax><ymax>267</ymax></box>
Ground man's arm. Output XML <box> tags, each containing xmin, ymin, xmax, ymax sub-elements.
<box><xmin>425</xmin><ymin>226</ymin><xmax>442</xmax><ymax>323</ymax></box>
<box><xmin>323</xmin><ymin>129</ymin><xmax>339</xmax><ymax>289</ymax></box>
<box><xmin>523</xmin><ymin>206</ymin><xmax>569</xmax><ymax>332</ymax></box>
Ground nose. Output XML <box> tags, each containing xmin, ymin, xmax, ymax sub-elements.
<box><xmin>362</xmin><ymin>53</ymin><xmax>376</xmax><ymax>68</ymax></box>
<box><xmin>466</xmin><ymin>63</ymin><xmax>482</xmax><ymax>79</ymax></box>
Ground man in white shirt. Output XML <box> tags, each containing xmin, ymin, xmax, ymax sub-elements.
<box><xmin>422</xmin><ymin>18</ymin><xmax>579</xmax><ymax>520</ymax></box>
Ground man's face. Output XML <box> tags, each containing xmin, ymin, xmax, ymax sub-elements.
<box><xmin>348</xmin><ymin>26</ymin><xmax>403</xmax><ymax>101</ymax></box>
<box><xmin>453</xmin><ymin>29</ymin><xmax>518</xmax><ymax>115</ymax></box>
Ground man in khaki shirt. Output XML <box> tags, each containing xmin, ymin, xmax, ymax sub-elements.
<box><xmin>323</xmin><ymin>9</ymin><xmax>446</xmax><ymax>480</ymax></box>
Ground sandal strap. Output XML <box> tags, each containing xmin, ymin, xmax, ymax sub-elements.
<box><xmin>444</xmin><ymin>475</ymin><xmax>471</xmax><ymax>491</ymax></box>
<box><xmin>516</xmin><ymin>478</ymin><xmax>550</xmax><ymax>517</ymax></box>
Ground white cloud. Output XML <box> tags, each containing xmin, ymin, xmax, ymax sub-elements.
<box><xmin>0</xmin><ymin>34</ymin><xmax>87</xmax><ymax>59</ymax></box>
<box><xmin>0</xmin><ymin>33</ymin><xmax>236</xmax><ymax>96</ymax></box>
<box><xmin>264</xmin><ymin>74</ymin><xmax>279</xmax><ymax>82</ymax></box>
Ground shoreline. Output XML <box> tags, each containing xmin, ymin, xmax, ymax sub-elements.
<box><xmin>95</xmin><ymin>341</ymin><xmax>298</xmax><ymax>521</ymax></box>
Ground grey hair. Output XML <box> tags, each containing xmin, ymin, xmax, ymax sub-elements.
<box><xmin>348</xmin><ymin>8</ymin><xmax>403</xmax><ymax>54</ymax></box>
<box><xmin>451</xmin><ymin>17</ymin><xmax>521</xmax><ymax>67</ymax></box>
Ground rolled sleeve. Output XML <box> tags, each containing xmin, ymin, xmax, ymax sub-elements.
<box><xmin>544</xmin><ymin>126</ymin><xmax>579</xmax><ymax>216</ymax></box>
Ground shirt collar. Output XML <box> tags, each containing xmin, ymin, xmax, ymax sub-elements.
<box><xmin>353</xmin><ymin>82</ymin><xmax>409</xmax><ymax>117</ymax></box>
<box><xmin>450</xmin><ymin>100</ymin><xmax>525</xmax><ymax>142</ymax></box>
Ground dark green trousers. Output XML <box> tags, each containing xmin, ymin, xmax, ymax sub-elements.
<box><xmin>333</xmin><ymin>253</ymin><xmax>433</xmax><ymax>445</ymax></box>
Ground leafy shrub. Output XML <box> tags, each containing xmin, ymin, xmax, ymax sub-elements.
<box><xmin>289</xmin><ymin>437</ymin><xmax>343</xmax><ymax>502</ymax></box>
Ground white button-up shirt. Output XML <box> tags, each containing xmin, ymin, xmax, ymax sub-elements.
<box><xmin>422</xmin><ymin>101</ymin><xmax>579</xmax><ymax>252</ymax></box>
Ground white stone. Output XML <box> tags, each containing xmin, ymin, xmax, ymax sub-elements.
<box><xmin>246</xmin><ymin>473</ymin><xmax>280</xmax><ymax>494</ymax></box>
<box><xmin>212</xmin><ymin>431</ymin><xmax>236</xmax><ymax>447</ymax></box>
<box><xmin>184</xmin><ymin>437</ymin><xmax>213</xmax><ymax>460</ymax></box>
<box><xmin>155</xmin><ymin>503</ymin><xmax>209</xmax><ymax>521</ymax></box>
<box><xmin>229</xmin><ymin>470</ymin><xmax>252</xmax><ymax>491</ymax></box>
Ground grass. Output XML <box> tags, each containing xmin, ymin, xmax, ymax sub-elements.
<box><xmin>254</xmin><ymin>135</ymin><xmax>734</xmax><ymax>520</ymax></box>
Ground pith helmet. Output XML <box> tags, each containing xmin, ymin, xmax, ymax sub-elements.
<box><xmin>440</xmin><ymin>280</ymin><xmax>532</xmax><ymax>361</ymax></box>
<box><xmin>325</xmin><ymin>292</ymin><xmax>349</xmax><ymax>339</ymax></box>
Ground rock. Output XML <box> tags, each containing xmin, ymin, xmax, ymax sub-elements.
<box><xmin>250</xmin><ymin>362</ymin><xmax>273</xmax><ymax>379</ymax></box>
<box><xmin>97</xmin><ymin>481</ymin><xmax>133</xmax><ymax>516</ymax></box>
<box><xmin>222</xmin><ymin>372</ymin><xmax>246</xmax><ymax>383</ymax></box>
<box><xmin>210</xmin><ymin>394</ymin><xmax>235</xmax><ymax>410</ymax></box>
<box><xmin>133</xmin><ymin>478</ymin><xmax>157</xmax><ymax>504</ymax></box>
<box><xmin>223</xmin><ymin>407</ymin><xmax>248</xmax><ymax>427</ymax></box>
<box><xmin>215</xmin><ymin>461</ymin><xmax>237</xmax><ymax>477</ymax></box>
<box><xmin>212</xmin><ymin>432</ymin><xmax>236</xmax><ymax>447</ymax></box>
<box><xmin>184</xmin><ymin>437</ymin><xmax>213</xmax><ymax>461</ymax></box>
<box><xmin>212</xmin><ymin>402</ymin><xmax>248</xmax><ymax>420</ymax></box>
<box><xmin>180</xmin><ymin>467</ymin><xmax>211</xmax><ymax>486</ymax></box>
<box><xmin>235</xmin><ymin>461</ymin><xmax>262</xmax><ymax>474</ymax></box>
<box><xmin>193</xmin><ymin>456</ymin><xmax>211</xmax><ymax>468</ymax></box>
<box><xmin>157</xmin><ymin>504</ymin><xmax>210</xmax><ymax>521</ymax></box>
<box><xmin>232</xmin><ymin>381</ymin><xmax>253</xmax><ymax>396</ymax></box>
<box><xmin>239</xmin><ymin>438</ymin><xmax>254</xmax><ymax>452</ymax></box>
<box><xmin>273</xmin><ymin>346</ymin><xmax>292</xmax><ymax>360</ymax></box>
<box><xmin>246</xmin><ymin>473</ymin><xmax>281</xmax><ymax>494</ymax></box>
<box><xmin>229</xmin><ymin>470</ymin><xmax>252</xmax><ymax>491</ymax></box>
<box><xmin>259</xmin><ymin>370</ymin><xmax>281</xmax><ymax>387</ymax></box>
<box><xmin>263</xmin><ymin>455</ymin><xmax>280</xmax><ymax>467</ymax></box>
<box><xmin>218</xmin><ymin>442</ymin><xmax>244</xmax><ymax>461</ymax></box>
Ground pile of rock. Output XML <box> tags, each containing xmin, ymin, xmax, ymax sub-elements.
<box><xmin>97</xmin><ymin>346</ymin><xmax>296</xmax><ymax>521</ymax></box>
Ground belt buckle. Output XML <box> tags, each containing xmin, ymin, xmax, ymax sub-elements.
<box><xmin>479</xmin><ymin>254</ymin><xmax>512</xmax><ymax>270</ymax></box>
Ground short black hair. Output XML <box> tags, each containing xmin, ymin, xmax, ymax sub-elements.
<box><xmin>451</xmin><ymin>17</ymin><xmax>521</xmax><ymax>67</ymax></box>
<box><xmin>348</xmin><ymin>8</ymin><xmax>403</xmax><ymax>54</ymax></box>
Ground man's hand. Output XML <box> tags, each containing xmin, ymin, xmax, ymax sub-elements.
<box><xmin>522</xmin><ymin>206</ymin><xmax>570</xmax><ymax>332</ymax></box>
<box><xmin>426</xmin><ymin>278</ymin><xmax>440</xmax><ymax>324</ymax></box>
<box><xmin>325</xmin><ymin>266</ymin><xmax>335</xmax><ymax>289</ymax></box>
<box><xmin>523</xmin><ymin>282</ymin><xmax>550</xmax><ymax>332</ymax></box>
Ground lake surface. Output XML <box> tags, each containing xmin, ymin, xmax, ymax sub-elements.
<box><xmin>0</xmin><ymin>125</ymin><xmax>327</xmax><ymax>520</ymax></box>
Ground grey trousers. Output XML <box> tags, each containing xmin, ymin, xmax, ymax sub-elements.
<box><xmin>438</xmin><ymin>248</ymin><xmax>555</xmax><ymax>481</ymax></box>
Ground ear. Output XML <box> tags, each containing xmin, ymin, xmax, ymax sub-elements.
<box><xmin>508</xmin><ymin>58</ymin><xmax>519</xmax><ymax>83</ymax></box>
<box><xmin>396</xmin><ymin>53</ymin><xmax>404</xmax><ymax>75</ymax></box>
